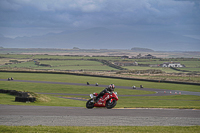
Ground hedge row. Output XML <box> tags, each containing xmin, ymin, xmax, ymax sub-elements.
<box><xmin>0</xmin><ymin>89</ymin><xmax>36</xmax><ymax>102</ymax></box>
<box><xmin>15</xmin><ymin>97</ymin><xmax>36</xmax><ymax>102</ymax></box>
<box><xmin>88</xmin><ymin>59</ymin><xmax>126</xmax><ymax>70</ymax></box>
<box><xmin>170</xmin><ymin>67</ymin><xmax>200</xmax><ymax>75</ymax></box>
<box><xmin>116</xmin><ymin>69</ymin><xmax>164</xmax><ymax>74</ymax></box>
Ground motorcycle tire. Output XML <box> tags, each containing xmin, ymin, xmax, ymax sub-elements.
<box><xmin>86</xmin><ymin>99</ymin><xmax>94</xmax><ymax>109</ymax></box>
<box><xmin>106</xmin><ymin>100</ymin><xmax>117</xmax><ymax>109</ymax></box>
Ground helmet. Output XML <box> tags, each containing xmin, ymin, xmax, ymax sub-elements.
<box><xmin>108</xmin><ymin>84</ymin><xmax>115</xmax><ymax>91</ymax></box>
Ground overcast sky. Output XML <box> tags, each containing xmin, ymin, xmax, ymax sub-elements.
<box><xmin>0</xmin><ymin>0</ymin><xmax>200</xmax><ymax>40</ymax></box>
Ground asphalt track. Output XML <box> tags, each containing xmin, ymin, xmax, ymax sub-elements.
<box><xmin>0</xmin><ymin>105</ymin><xmax>200</xmax><ymax>126</ymax></box>
<box><xmin>0</xmin><ymin>79</ymin><xmax>200</xmax><ymax>126</ymax></box>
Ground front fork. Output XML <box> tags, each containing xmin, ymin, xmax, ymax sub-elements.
<box><xmin>109</xmin><ymin>98</ymin><xmax>114</xmax><ymax>103</ymax></box>
<box><xmin>90</xmin><ymin>94</ymin><xmax>97</xmax><ymax>103</ymax></box>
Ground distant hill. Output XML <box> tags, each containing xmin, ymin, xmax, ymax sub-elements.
<box><xmin>131</xmin><ymin>47</ymin><xmax>154</xmax><ymax>52</ymax></box>
<box><xmin>0</xmin><ymin>27</ymin><xmax>200</xmax><ymax>51</ymax></box>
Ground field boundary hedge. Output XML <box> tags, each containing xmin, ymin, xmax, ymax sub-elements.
<box><xmin>170</xmin><ymin>67</ymin><xmax>200</xmax><ymax>73</ymax></box>
<box><xmin>0</xmin><ymin>89</ymin><xmax>36</xmax><ymax>102</ymax></box>
<box><xmin>0</xmin><ymin>70</ymin><xmax>200</xmax><ymax>85</ymax></box>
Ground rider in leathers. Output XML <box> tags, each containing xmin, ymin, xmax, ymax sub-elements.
<box><xmin>94</xmin><ymin>84</ymin><xmax>115</xmax><ymax>103</ymax></box>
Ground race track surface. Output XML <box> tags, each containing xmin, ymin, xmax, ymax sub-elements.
<box><xmin>0</xmin><ymin>105</ymin><xmax>200</xmax><ymax>126</ymax></box>
<box><xmin>1</xmin><ymin>79</ymin><xmax>200</xmax><ymax>126</ymax></box>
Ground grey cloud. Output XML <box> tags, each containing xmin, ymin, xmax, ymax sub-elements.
<box><xmin>0</xmin><ymin>0</ymin><xmax>199</xmax><ymax>38</ymax></box>
<box><xmin>0</xmin><ymin>0</ymin><xmax>199</xmax><ymax>26</ymax></box>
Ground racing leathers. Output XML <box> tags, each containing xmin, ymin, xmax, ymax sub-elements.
<box><xmin>94</xmin><ymin>87</ymin><xmax>112</xmax><ymax>103</ymax></box>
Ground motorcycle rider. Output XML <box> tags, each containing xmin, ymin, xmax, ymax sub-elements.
<box><xmin>94</xmin><ymin>84</ymin><xmax>115</xmax><ymax>103</ymax></box>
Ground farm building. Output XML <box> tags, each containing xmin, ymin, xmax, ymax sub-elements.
<box><xmin>162</xmin><ymin>62</ymin><xmax>184</xmax><ymax>67</ymax></box>
<box><xmin>143</xmin><ymin>54</ymin><xmax>156</xmax><ymax>59</ymax></box>
<box><xmin>121</xmin><ymin>56</ymin><xmax>130</xmax><ymax>59</ymax></box>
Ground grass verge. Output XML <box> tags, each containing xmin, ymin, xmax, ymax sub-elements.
<box><xmin>1</xmin><ymin>92</ymin><xmax>200</xmax><ymax>109</ymax></box>
<box><xmin>116</xmin><ymin>95</ymin><xmax>200</xmax><ymax>109</ymax></box>
<box><xmin>0</xmin><ymin>72</ymin><xmax>200</xmax><ymax>92</ymax></box>
<box><xmin>0</xmin><ymin>125</ymin><xmax>200</xmax><ymax>133</ymax></box>
<box><xmin>0</xmin><ymin>93</ymin><xmax>86</xmax><ymax>107</ymax></box>
<box><xmin>0</xmin><ymin>81</ymin><xmax>154</xmax><ymax>95</ymax></box>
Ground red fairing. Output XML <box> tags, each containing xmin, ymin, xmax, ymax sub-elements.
<box><xmin>112</xmin><ymin>92</ymin><xmax>118</xmax><ymax>101</ymax></box>
<box><xmin>93</xmin><ymin>93</ymin><xmax>98</xmax><ymax>97</ymax></box>
<box><xmin>94</xmin><ymin>92</ymin><xmax>118</xmax><ymax>107</ymax></box>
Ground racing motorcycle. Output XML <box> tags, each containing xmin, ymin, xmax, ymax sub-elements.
<box><xmin>86</xmin><ymin>91</ymin><xmax>118</xmax><ymax>109</ymax></box>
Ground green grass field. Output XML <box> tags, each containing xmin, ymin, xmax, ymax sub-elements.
<box><xmin>0</xmin><ymin>72</ymin><xmax>200</xmax><ymax>109</ymax></box>
<box><xmin>179</xmin><ymin>67</ymin><xmax>200</xmax><ymax>72</ymax></box>
<box><xmin>34</xmin><ymin>65</ymin><xmax>117</xmax><ymax>71</ymax></box>
<box><xmin>1</xmin><ymin>54</ymin><xmax>199</xmax><ymax>73</ymax></box>
<box><xmin>0</xmin><ymin>72</ymin><xmax>200</xmax><ymax>132</ymax></box>
<box><xmin>1</xmin><ymin>53</ymin><xmax>200</xmax><ymax>132</ymax></box>
<box><xmin>0</xmin><ymin>59</ymin><xmax>118</xmax><ymax>71</ymax></box>
<box><xmin>0</xmin><ymin>125</ymin><xmax>200</xmax><ymax>133</ymax></box>
<box><xmin>39</xmin><ymin>60</ymin><xmax>102</xmax><ymax>66</ymax></box>
<box><xmin>119</xmin><ymin>74</ymin><xmax>200</xmax><ymax>83</ymax></box>
<box><xmin>0</xmin><ymin>72</ymin><xmax>200</xmax><ymax>92</ymax></box>
<box><xmin>124</xmin><ymin>66</ymin><xmax>179</xmax><ymax>73</ymax></box>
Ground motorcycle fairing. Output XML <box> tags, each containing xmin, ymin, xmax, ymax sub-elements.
<box><xmin>94</xmin><ymin>92</ymin><xmax>118</xmax><ymax>107</ymax></box>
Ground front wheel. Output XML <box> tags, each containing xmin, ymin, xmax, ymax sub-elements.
<box><xmin>86</xmin><ymin>99</ymin><xmax>94</xmax><ymax>109</ymax></box>
<box><xmin>106</xmin><ymin>99</ymin><xmax>117</xmax><ymax>109</ymax></box>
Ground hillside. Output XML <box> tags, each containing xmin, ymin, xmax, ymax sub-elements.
<box><xmin>131</xmin><ymin>47</ymin><xmax>154</xmax><ymax>52</ymax></box>
<box><xmin>0</xmin><ymin>27</ymin><xmax>200</xmax><ymax>51</ymax></box>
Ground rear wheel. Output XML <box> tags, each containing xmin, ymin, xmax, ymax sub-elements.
<box><xmin>106</xmin><ymin>99</ymin><xmax>117</xmax><ymax>109</ymax></box>
<box><xmin>86</xmin><ymin>99</ymin><xmax>94</xmax><ymax>109</ymax></box>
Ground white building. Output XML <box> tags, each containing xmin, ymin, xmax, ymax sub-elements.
<box><xmin>162</xmin><ymin>62</ymin><xmax>184</xmax><ymax>67</ymax></box>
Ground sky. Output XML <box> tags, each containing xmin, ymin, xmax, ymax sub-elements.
<box><xmin>0</xmin><ymin>0</ymin><xmax>200</xmax><ymax>48</ymax></box>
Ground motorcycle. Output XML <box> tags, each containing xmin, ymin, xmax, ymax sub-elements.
<box><xmin>86</xmin><ymin>91</ymin><xmax>118</xmax><ymax>109</ymax></box>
